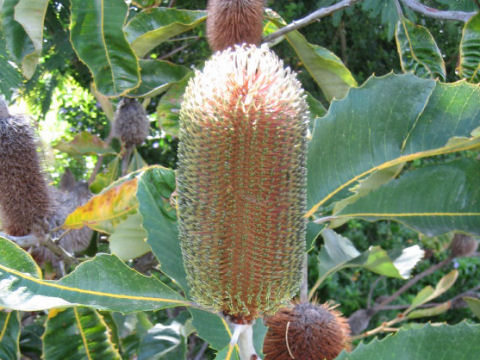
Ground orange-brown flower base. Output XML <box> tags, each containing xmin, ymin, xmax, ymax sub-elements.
<box><xmin>263</xmin><ymin>302</ymin><xmax>351</xmax><ymax>360</ymax></box>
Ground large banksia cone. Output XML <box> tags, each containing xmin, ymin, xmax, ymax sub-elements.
<box><xmin>113</xmin><ymin>98</ymin><xmax>149</xmax><ymax>149</ymax></box>
<box><xmin>0</xmin><ymin>101</ymin><xmax>52</xmax><ymax>236</ymax></box>
<box><xmin>450</xmin><ymin>233</ymin><xmax>478</xmax><ymax>258</ymax></box>
<box><xmin>206</xmin><ymin>0</ymin><xmax>264</xmax><ymax>51</ymax></box>
<box><xmin>178</xmin><ymin>44</ymin><xmax>308</xmax><ymax>322</ymax></box>
<box><xmin>263</xmin><ymin>302</ymin><xmax>351</xmax><ymax>360</ymax></box>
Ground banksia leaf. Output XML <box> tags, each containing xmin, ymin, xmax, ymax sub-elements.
<box><xmin>113</xmin><ymin>98</ymin><xmax>150</xmax><ymax>149</ymax></box>
<box><xmin>206</xmin><ymin>0</ymin><xmax>264</xmax><ymax>51</ymax></box>
<box><xmin>178</xmin><ymin>45</ymin><xmax>308</xmax><ymax>322</ymax></box>
<box><xmin>263</xmin><ymin>302</ymin><xmax>351</xmax><ymax>360</ymax></box>
<box><xmin>0</xmin><ymin>101</ymin><xmax>52</xmax><ymax>236</ymax></box>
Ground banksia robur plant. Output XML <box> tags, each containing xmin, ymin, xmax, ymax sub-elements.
<box><xmin>113</xmin><ymin>98</ymin><xmax>149</xmax><ymax>149</ymax></box>
<box><xmin>0</xmin><ymin>100</ymin><xmax>52</xmax><ymax>237</ymax></box>
<box><xmin>206</xmin><ymin>0</ymin><xmax>265</xmax><ymax>51</ymax></box>
<box><xmin>177</xmin><ymin>44</ymin><xmax>309</xmax><ymax>323</ymax></box>
<box><xmin>450</xmin><ymin>233</ymin><xmax>478</xmax><ymax>258</ymax></box>
<box><xmin>263</xmin><ymin>302</ymin><xmax>351</xmax><ymax>360</ymax></box>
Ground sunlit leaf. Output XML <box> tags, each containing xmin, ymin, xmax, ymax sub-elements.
<box><xmin>54</xmin><ymin>131</ymin><xmax>116</xmax><ymax>156</ymax></box>
<box><xmin>407</xmin><ymin>302</ymin><xmax>451</xmax><ymax>319</ymax></box>
<box><xmin>410</xmin><ymin>270</ymin><xmax>458</xmax><ymax>309</ymax></box>
<box><xmin>108</xmin><ymin>212</ymin><xmax>150</xmax><ymax>261</ymax></box>
<box><xmin>464</xmin><ymin>297</ymin><xmax>480</xmax><ymax>320</ymax></box>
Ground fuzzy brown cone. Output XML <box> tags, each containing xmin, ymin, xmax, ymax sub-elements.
<box><xmin>178</xmin><ymin>45</ymin><xmax>308</xmax><ymax>322</ymax></box>
<box><xmin>206</xmin><ymin>0</ymin><xmax>264</xmax><ymax>51</ymax></box>
<box><xmin>263</xmin><ymin>302</ymin><xmax>351</xmax><ymax>360</ymax></box>
<box><xmin>0</xmin><ymin>104</ymin><xmax>52</xmax><ymax>236</ymax></box>
<box><xmin>113</xmin><ymin>98</ymin><xmax>150</xmax><ymax>149</ymax></box>
<box><xmin>450</xmin><ymin>233</ymin><xmax>478</xmax><ymax>258</ymax></box>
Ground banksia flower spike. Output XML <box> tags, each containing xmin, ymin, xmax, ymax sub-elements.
<box><xmin>206</xmin><ymin>0</ymin><xmax>265</xmax><ymax>51</ymax></box>
<box><xmin>263</xmin><ymin>302</ymin><xmax>351</xmax><ymax>360</ymax></box>
<box><xmin>113</xmin><ymin>98</ymin><xmax>150</xmax><ymax>149</ymax></box>
<box><xmin>178</xmin><ymin>44</ymin><xmax>309</xmax><ymax>323</ymax></box>
<box><xmin>0</xmin><ymin>100</ymin><xmax>52</xmax><ymax>237</ymax></box>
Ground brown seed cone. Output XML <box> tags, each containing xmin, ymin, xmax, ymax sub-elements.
<box><xmin>0</xmin><ymin>106</ymin><xmax>52</xmax><ymax>237</ymax></box>
<box><xmin>113</xmin><ymin>98</ymin><xmax>150</xmax><ymax>149</ymax></box>
<box><xmin>450</xmin><ymin>233</ymin><xmax>478</xmax><ymax>258</ymax></box>
<box><xmin>263</xmin><ymin>302</ymin><xmax>351</xmax><ymax>360</ymax></box>
<box><xmin>178</xmin><ymin>45</ymin><xmax>308</xmax><ymax>322</ymax></box>
<box><xmin>206</xmin><ymin>0</ymin><xmax>264</xmax><ymax>51</ymax></box>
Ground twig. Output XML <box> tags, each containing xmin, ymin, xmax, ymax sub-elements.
<box><xmin>1</xmin><ymin>232</ymin><xmax>39</xmax><ymax>248</ymax></box>
<box><xmin>400</xmin><ymin>0</ymin><xmax>475</xmax><ymax>22</ymax></box>
<box><xmin>393</xmin><ymin>0</ymin><xmax>404</xmax><ymax>17</ymax></box>
<box><xmin>263</xmin><ymin>0</ymin><xmax>362</xmax><ymax>43</ymax></box>
<box><xmin>193</xmin><ymin>341</ymin><xmax>209</xmax><ymax>360</ymax></box>
<box><xmin>367</xmin><ymin>276</ymin><xmax>384</xmax><ymax>309</ymax></box>
<box><xmin>159</xmin><ymin>41</ymin><xmax>195</xmax><ymax>60</ymax></box>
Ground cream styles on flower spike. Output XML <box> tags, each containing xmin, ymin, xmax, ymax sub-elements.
<box><xmin>177</xmin><ymin>44</ymin><xmax>309</xmax><ymax>323</ymax></box>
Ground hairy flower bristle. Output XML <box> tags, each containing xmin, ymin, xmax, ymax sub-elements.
<box><xmin>263</xmin><ymin>302</ymin><xmax>351</xmax><ymax>360</ymax></box>
<box><xmin>178</xmin><ymin>44</ymin><xmax>308</xmax><ymax>322</ymax></box>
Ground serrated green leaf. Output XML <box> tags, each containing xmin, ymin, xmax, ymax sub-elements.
<box><xmin>395</xmin><ymin>18</ymin><xmax>446</xmax><ymax>80</ymax></box>
<box><xmin>0</xmin><ymin>35</ymin><xmax>22</xmax><ymax>98</ymax></box>
<box><xmin>54</xmin><ymin>131</ymin><xmax>116</xmax><ymax>156</ymax></box>
<box><xmin>336</xmin><ymin>322</ymin><xmax>480</xmax><ymax>359</ymax></box>
<box><xmin>137</xmin><ymin>166</ymin><xmax>189</xmax><ymax>292</ymax></box>
<box><xmin>43</xmin><ymin>307</ymin><xmax>121</xmax><ymax>360</ymax></box>
<box><xmin>215</xmin><ymin>345</ymin><xmax>239</xmax><ymax>360</ymax></box>
<box><xmin>0</xmin><ymin>311</ymin><xmax>20</xmax><ymax>360</ymax></box>
<box><xmin>459</xmin><ymin>13</ymin><xmax>480</xmax><ymax>82</ymax></box>
<box><xmin>137</xmin><ymin>321</ymin><xmax>186</xmax><ymax>360</ymax></box>
<box><xmin>407</xmin><ymin>301</ymin><xmax>451</xmax><ymax>319</ymax></box>
<box><xmin>0</xmin><ymin>243</ymin><xmax>188</xmax><ymax>312</ymax></box>
<box><xmin>109</xmin><ymin>212</ymin><xmax>150</xmax><ymax>260</ymax></box>
<box><xmin>307</xmin><ymin>74</ymin><xmax>480</xmax><ymax>217</ymax></box>
<box><xmin>129</xmin><ymin>60</ymin><xmax>190</xmax><ymax>97</ymax></box>
<box><xmin>464</xmin><ymin>296</ymin><xmax>480</xmax><ymax>319</ymax></box>
<box><xmin>0</xmin><ymin>236</ymin><xmax>41</xmax><ymax>278</ymax></box>
<box><xmin>189</xmin><ymin>309</ymin><xmax>230</xmax><ymax>351</ymax></box>
<box><xmin>336</xmin><ymin>159</ymin><xmax>480</xmax><ymax>236</ymax></box>
<box><xmin>125</xmin><ymin>8</ymin><xmax>206</xmax><ymax>57</ymax></box>
<box><xmin>70</xmin><ymin>0</ymin><xmax>140</xmax><ymax>96</ymax></box>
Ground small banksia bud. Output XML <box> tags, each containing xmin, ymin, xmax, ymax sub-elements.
<box><xmin>206</xmin><ymin>0</ymin><xmax>264</xmax><ymax>51</ymax></box>
<box><xmin>263</xmin><ymin>302</ymin><xmax>351</xmax><ymax>360</ymax></box>
<box><xmin>450</xmin><ymin>233</ymin><xmax>478</xmax><ymax>258</ymax></box>
<box><xmin>0</xmin><ymin>100</ymin><xmax>52</xmax><ymax>236</ymax></box>
<box><xmin>113</xmin><ymin>98</ymin><xmax>149</xmax><ymax>148</ymax></box>
<box><xmin>178</xmin><ymin>44</ymin><xmax>308</xmax><ymax>322</ymax></box>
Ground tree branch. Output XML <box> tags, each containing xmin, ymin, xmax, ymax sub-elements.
<box><xmin>263</xmin><ymin>0</ymin><xmax>361</xmax><ymax>43</ymax></box>
<box><xmin>400</xmin><ymin>0</ymin><xmax>475</xmax><ymax>22</ymax></box>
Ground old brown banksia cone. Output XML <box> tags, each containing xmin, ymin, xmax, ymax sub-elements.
<box><xmin>177</xmin><ymin>44</ymin><xmax>309</xmax><ymax>323</ymax></box>
<box><xmin>263</xmin><ymin>302</ymin><xmax>351</xmax><ymax>360</ymax></box>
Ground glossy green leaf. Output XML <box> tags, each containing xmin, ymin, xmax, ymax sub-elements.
<box><xmin>0</xmin><ymin>241</ymin><xmax>188</xmax><ymax>312</ymax></box>
<box><xmin>54</xmin><ymin>131</ymin><xmax>116</xmax><ymax>156</ymax></box>
<box><xmin>336</xmin><ymin>322</ymin><xmax>480</xmax><ymax>360</ymax></box>
<box><xmin>43</xmin><ymin>307</ymin><xmax>120</xmax><ymax>360</ymax></box>
<box><xmin>137</xmin><ymin>321</ymin><xmax>186</xmax><ymax>360</ymax></box>
<box><xmin>156</xmin><ymin>73</ymin><xmax>192</xmax><ymax>137</ymax></box>
<box><xmin>0</xmin><ymin>0</ymin><xmax>34</xmax><ymax>75</ymax></box>
<box><xmin>215</xmin><ymin>345</ymin><xmax>239</xmax><ymax>360</ymax></box>
<box><xmin>315</xmin><ymin>229</ymin><xmax>423</xmax><ymax>289</ymax></box>
<box><xmin>410</xmin><ymin>270</ymin><xmax>458</xmax><ymax>309</ymax></box>
<box><xmin>464</xmin><ymin>297</ymin><xmax>480</xmax><ymax>319</ymax></box>
<box><xmin>129</xmin><ymin>60</ymin><xmax>190</xmax><ymax>97</ymax></box>
<box><xmin>109</xmin><ymin>212</ymin><xmax>151</xmax><ymax>260</ymax></box>
<box><xmin>0</xmin><ymin>311</ymin><xmax>20</xmax><ymax>360</ymax></box>
<box><xmin>0</xmin><ymin>235</ymin><xmax>41</xmax><ymax>278</ymax></box>
<box><xmin>307</xmin><ymin>74</ymin><xmax>480</xmax><ymax>216</ymax></box>
<box><xmin>395</xmin><ymin>18</ymin><xmax>446</xmax><ymax>80</ymax></box>
<box><xmin>90</xmin><ymin>157</ymin><xmax>122</xmax><ymax>194</ymax></box>
<box><xmin>306</xmin><ymin>221</ymin><xmax>325</xmax><ymax>251</ymax></box>
<box><xmin>336</xmin><ymin>159</ymin><xmax>480</xmax><ymax>236</ymax></box>
<box><xmin>137</xmin><ymin>166</ymin><xmax>189</xmax><ymax>292</ymax></box>
<box><xmin>458</xmin><ymin>13</ymin><xmax>480</xmax><ymax>82</ymax></box>
<box><xmin>189</xmin><ymin>309</ymin><xmax>230</xmax><ymax>351</ymax></box>
<box><xmin>266</xmin><ymin>10</ymin><xmax>356</xmax><ymax>101</ymax></box>
<box><xmin>407</xmin><ymin>302</ymin><xmax>451</xmax><ymax>319</ymax></box>
<box><xmin>70</xmin><ymin>0</ymin><xmax>140</xmax><ymax>96</ymax></box>
<box><xmin>125</xmin><ymin>8</ymin><xmax>206</xmax><ymax>57</ymax></box>
<box><xmin>252</xmin><ymin>319</ymin><xmax>268</xmax><ymax>358</ymax></box>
